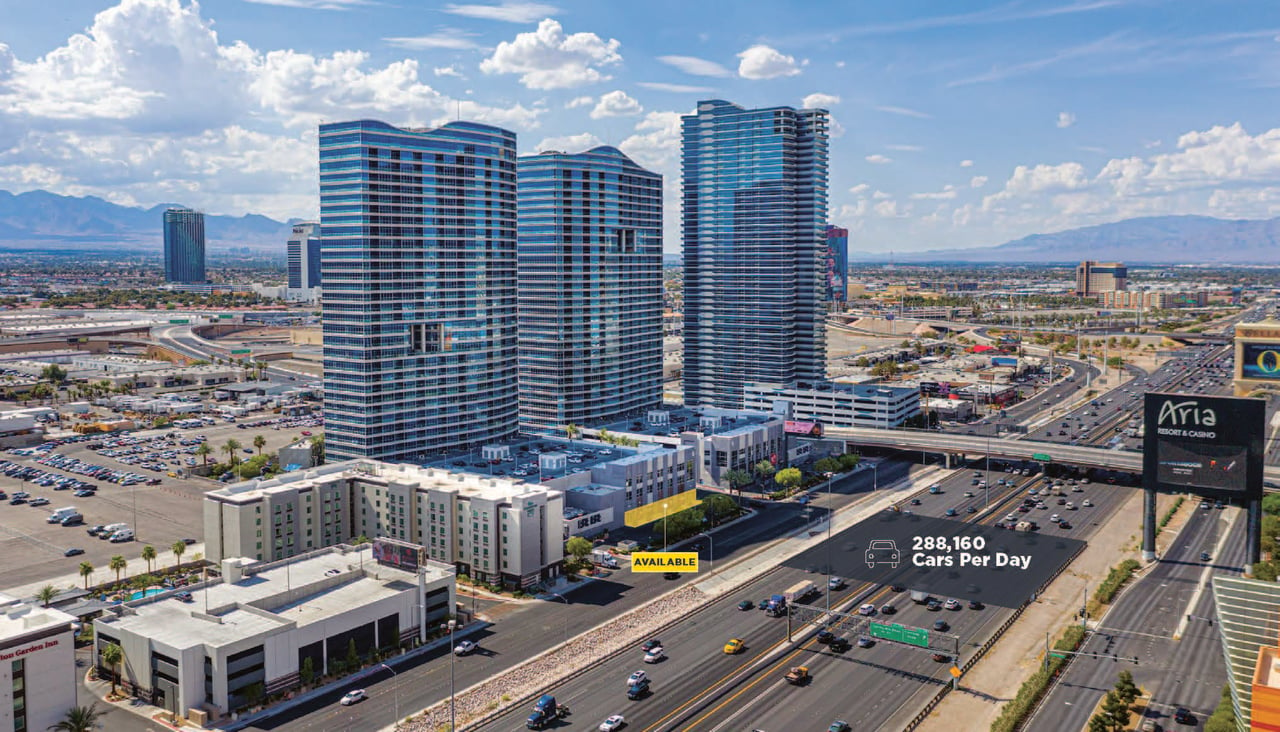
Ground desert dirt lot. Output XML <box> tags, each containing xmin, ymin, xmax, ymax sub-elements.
<box><xmin>0</xmin><ymin>417</ymin><xmax>321</xmax><ymax>590</ymax></box>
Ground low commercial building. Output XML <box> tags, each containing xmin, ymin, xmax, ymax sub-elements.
<box><xmin>0</xmin><ymin>594</ymin><xmax>76</xmax><ymax>732</ymax></box>
<box><xmin>1097</xmin><ymin>290</ymin><xmax>1207</xmax><ymax>309</ymax></box>
<box><xmin>204</xmin><ymin>461</ymin><xmax>565</xmax><ymax>588</ymax></box>
<box><xmin>921</xmin><ymin>397</ymin><xmax>973</xmax><ymax>422</ymax></box>
<box><xmin>93</xmin><ymin>545</ymin><xmax>453</xmax><ymax>722</ymax></box>
<box><xmin>0</xmin><ymin>408</ymin><xmax>50</xmax><ymax>448</ymax></box>
<box><xmin>743</xmin><ymin>382</ymin><xmax>921</xmax><ymax>430</ymax></box>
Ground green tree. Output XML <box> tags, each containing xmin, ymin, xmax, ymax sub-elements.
<box><xmin>1262</xmin><ymin>493</ymin><xmax>1280</xmax><ymax>515</ymax></box>
<box><xmin>1101</xmin><ymin>689</ymin><xmax>1132</xmax><ymax>729</ymax></box>
<box><xmin>40</xmin><ymin>364</ymin><xmax>68</xmax><ymax>385</ymax></box>
<box><xmin>565</xmin><ymin>536</ymin><xmax>593</xmax><ymax>565</ymax></box>
<box><xmin>253</xmin><ymin>434</ymin><xmax>266</xmax><ymax>456</ymax></box>
<box><xmin>222</xmin><ymin>438</ymin><xmax>242</xmax><ymax>471</ymax></box>
<box><xmin>837</xmin><ymin>453</ymin><xmax>861</xmax><ymax>471</ymax></box>
<box><xmin>345</xmin><ymin>638</ymin><xmax>359</xmax><ymax>670</ymax></box>
<box><xmin>171</xmin><ymin>540</ymin><xmax>186</xmax><ymax>572</ymax></box>
<box><xmin>194</xmin><ymin>442</ymin><xmax>213</xmax><ymax>467</ymax></box>
<box><xmin>108</xmin><ymin>555</ymin><xmax>127</xmax><ymax>585</ymax></box>
<box><xmin>47</xmin><ymin>702</ymin><xmax>106</xmax><ymax>732</ymax></box>
<box><xmin>813</xmin><ymin>457</ymin><xmax>841</xmax><ymax>474</ymax></box>
<box><xmin>100</xmin><ymin>643</ymin><xmax>123</xmax><ymax>697</ymax></box>
<box><xmin>754</xmin><ymin>459</ymin><xmax>776</xmax><ymax>481</ymax></box>
<box><xmin>1114</xmin><ymin>669</ymin><xmax>1139</xmax><ymax>706</ymax></box>
<box><xmin>723</xmin><ymin>469</ymin><xmax>752</xmax><ymax>493</ymax></box>
<box><xmin>870</xmin><ymin>360</ymin><xmax>901</xmax><ymax>377</ymax></box>
<box><xmin>564</xmin><ymin>423</ymin><xmax>580</xmax><ymax>447</ymax></box>
<box><xmin>36</xmin><ymin>584</ymin><xmax>58</xmax><ymax>608</ymax></box>
<box><xmin>702</xmin><ymin>494</ymin><xmax>737</xmax><ymax>524</ymax></box>
<box><xmin>78</xmin><ymin>561</ymin><xmax>94</xmax><ymax>590</ymax></box>
<box><xmin>141</xmin><ymin>545</ymin><xmax>156</xmax><ymax>575</ymax></box>
<box><xmin>1087</xmin><ymin>713</ymin><xmax>1113</xmax><ymax>732</ymax></box>
<box><xmin>299</xmin><ymin>657</ymin><xmax>315</xmax><ymax>686</ymax></box>
<box><xmin>1253</xmin><ymin>561</ymin><xmax>1279</xmax><ymax>582</ymax></box>
<box><xmin>310</xmin><ymin>434</ymin><xmax>325</xmax><ymax>465</ymax></box>
<box><xmin>353</xmin><ymin>535</ymin><xmax>370</xmax><ymax>545</ymax></box>
<box><xmin>243</xmin><ymin>682</ymin><xmax>264</xmax><ymax>710</ymax></box>
<box><xmin>775</xmin><ymin>467</ymin><xmax>803</xmax><ymax>490</ymax></box>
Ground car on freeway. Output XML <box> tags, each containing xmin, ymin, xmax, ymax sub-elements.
<box><xmin>880</xmin><ymin>603</ymin><xmax>897</xmax><ymax>615</ymax></box>
<box><xmin>1082</xmin><ymin>499</ymin><xmax>1093</xmax><ymax>507</ymax></box>
<box><xmin>828</xmin><ymin>577</ymin><xmax>843</xmax><ymax>590</ymax></box>
<box><xmin>933</xmin><ymin>620</ymin><xmax>950</xmax><ymax>632</ymax></box>
<box><xmin>890</xmin><ymin>584</ymin><xmax>906</xmax><ymax>593</ymax></box>
<box><xmin>626</xmin><ymin>671</ymin><xmax>647</xmax><ymax>686</ymax></box>
<box><xmin>943</xmin><ymin>599</ymin><xmax>961</xmax><ymax>610</ymax></box>
<box><xmin>1201</xmin><ymin>552</ymin><xmax>1211</xmax><ymax>562</ymax></box>
<box><xmin>643</xmin><ymin>646</ymin><xmax>665</xmax><ymax>663</ymax></box>
<box><xmin>829</xmin><ymin>722</ymin><xmax>850</xmax><ymax>732</ymax></box>
<box><xmin>63</xmin><ymin>548</ymin><xmax>83</xmax><ymax>557</ymax></box>
<box><xmin>829</xmin><ymin>636</ymin><xmax>851</xmax><ymax>652</ymax></box>
<box><xmin>454</xmin><ymin>640</ymin><xmax>477</xmax><ymax>655</ymax></box>
<box><xmin>963</xmin><ymin>491</ymin><xmax>975</xmax><ymax>498</ymax></box>
<box><xmin>724</xmin><ymin>638</ymin><xmax>744</xmax><ymax>654</ymax></box>
<box><xmin>968</xmin><ymin>600</ymin><xmax>984</xmax><ymax>610</ymax></box>
<box><xmin>927</xmin><ymin>599</ymin><xmax>942</xmax><ymax>611</ymax></box>
<box><xmin>758</xmin><ymin>598</ymin><xmax>770</xmax><ymax>611</ymax></box>
<box><xmin>1174</xmin><ymin>708</ymin><xmax>1195</xmax><ymax>724</ymax></box>
<box><xmin>340</xmin><ymin>689</ymin><xmax>367</xmax><ymax>706</ymax></box>
<box><xmin>737</xmin><ymin>599</ymin><xmax>754</xmax><ymax>611</ymax></box>
<box><xmin>858</xmin><ymin>603</ymin><xmax>877</xmax><ymax>616</ymax></box>
<box><xmin>626</xmin><ymin>678</ymin><xmax>650</xmax><ymax>700</ymax></box>
<box><xmin>598</xmin><ymin>715</ymin><xmax>626</xmax><ymax>732</ymax></box>
<box><xmin>816</xmin><ymin>629</ymin><xmax>835</xmax><ymax>644</ymax></box>
<box><xmin>856</xmin><ymin>635</ymin><xmax>874</xmax><ymax>648</ymax></box>
<box><xmin>642</xmin><ymin>639</ymin><xmax>662</xmax><ymax>651</ymax></box>
<box><xmin>909</xmin><ymin>498</ymin><xmax>921</xmax><ymax>506</ymax></box>
<box><xmin>1059</xmin><ymin>521</ymin><xmax>1073</xmax><ymax>530</ymax></box>
<box><xmin>932</xmin><ymin>653</ymin><xmax>951</xmax><ymax>663</ymax></box>
<box><xmin>945</xmin><ymin>508</ymin><xmax>958</xmax><ymax>517</ymax></box>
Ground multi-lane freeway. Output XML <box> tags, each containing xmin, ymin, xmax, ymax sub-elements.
<box><xmin>482</xmin><ymin>459</ymin><xmax>1135</xmax><ymax>732</ymax></box>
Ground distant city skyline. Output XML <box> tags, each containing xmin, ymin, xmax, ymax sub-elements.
<box><xmin>2</xmin><ymin>1</ymin><xmax>1280</xmax><ymax>253</ymax></box>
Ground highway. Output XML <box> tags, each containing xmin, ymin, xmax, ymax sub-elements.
<box><xmin>481</xmin><ymin>458</ymin><xmax>1136</xmax><ymax>732</ymax></box>
<box><xmin>1026</xmin><ymin>504</ymin><xmax>1245</xmax><ymax>731</ymax></box>
<box><xmin>235</xmin><ymin>460</ymin><xmax>923</xmax><ymax>732</ymax></box>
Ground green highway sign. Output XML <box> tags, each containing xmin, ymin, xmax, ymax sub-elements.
<box><xmin>218</xmin><ymin>314</ymin><xmax>233</xmax><ymax>319</ymax></box>
<box><xmin>1032</xmin><ymin>453</ymin><xmax>1052</xmax><ymax>462</ymax></box>
<box><xmin>1050</xmin><ymin>652</ymin><xmax>1068</xmax><ymax>659</ymax></box>
<box><xmin>168</xmin><ymin>319</ymin><xmax>189</xmax><ymax>324</ymax></box>
<box><xmin>231</xmin><ymin>349</ymin><xmax>251</xmax><ymax>355</ymax></box>
<box><xmin>869</xmin><ymin>622</ymin><xmax>930</xmax><ymax>648</ymax></box>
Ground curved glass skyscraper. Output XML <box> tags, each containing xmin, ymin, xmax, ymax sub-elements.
<box><xmin>516</xmin><ymin>146</ymin><xmax>663</xmax><ymax>432</ymax></box>
<box><xmin>320</xmin><ymin>119</ymin><xmax>519</xmax><ymax>462</ymax></box>
<box><xmin>681</xmin><ymin>99</ymin><xmax>830</xmax><ymax>408</ymax></box>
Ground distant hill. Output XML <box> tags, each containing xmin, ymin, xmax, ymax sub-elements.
<box><xmin>896</xmin><ymin>215</ymin><xmax>1280</xmax><ymax>264</ymax></box>
<box><xmin>0</xmin><ymin>189</ymin><xmax>293</xmax><ymax>252</ymax></box>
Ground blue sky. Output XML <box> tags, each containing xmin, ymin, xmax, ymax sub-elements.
<box><xmin>1</xmin><ymin>0</ymin><xmax>1279</xmax><ymax>254</ymax></box>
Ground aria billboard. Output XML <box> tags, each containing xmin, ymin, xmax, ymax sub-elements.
<box><xmin>1143</xmin><ymin>393</ymin><xmax>1263</xmax><ymax>500</ymax></box>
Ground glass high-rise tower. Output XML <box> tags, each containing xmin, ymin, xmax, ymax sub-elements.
<box><xmin>320</xmin><ymin>120</ymin><xmax>519</xmax><ymax>462</ymax></box>
<box><xmin>516</xmin><ymin>146</ymin><xmax>663</xmax><ymax>432</ymax></box>
<box><xmin>681</xmin><ymin>99</ymin><xmax>830</xmax><ymax>408</ymax></box>
<box><xmin>162</xmin><ymin>207</ymin><xmax>206</xmax><ymax>284</ymax></box>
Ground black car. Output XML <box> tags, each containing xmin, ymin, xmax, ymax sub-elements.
<box><xmin>663</xmin><ymin>572</ymin><xmax>680</xmax><ymax>580</ymax></box>
<box><xmin>968</xmin><ymin>600</ymin><xmax>984</xmax><ymax>610</ymax></box>
<box><xmin>909</xmin><ymin>498</ymin><xmax>921</xmax><ymax>506</ymax></box>
<box><xmin>926</xmin><ymin>599</ymin><xmax>942</xmax><ymax>611</ymax></box>
<box><xmin>63</xmin><ymin>548</ymin><xmax>84</xmax><ymax>557</ymax></box>
<box><xmin>1200</xmin><ymin>552</ymin><xmax>1211</xmax><ymax>562</ymax></box>
<box><xmin>880</xmin><ymin>603</ymin><xmax>897</xmax><ymax>615</ymax></box>
<box><xmin>829</xmin><ymin>636</ymin><xmax>851</xmax><ymax>652</ymax></box>
<box><xmin>933</xmin><ymin>619</ymin><xmax>950</xmax><ymax>632</ymax></box>
<box><xmin>890</xmin><ymin>585</ymin><xmax>907</xmax><ymax>593</ymax></box>
<box><xmin>816</xmin><ymin>629</ymin><xmax>835</xmax><ymax>644</ymax></box>
<box><xmin>642</xmin><ymin>639</ymin><xmax>662</xmax><ymax>651</ymax></box>
<box><xmin>931</xmin><ymin>653</ymin><xmax>950</xmax><ymax>663</ymax></box>
<box><xmin>9</xmin><ymin>497</ymin><xmax>25</xmax><ymax>505</ymax></box>
<box><xmin>1174</xmin><ymin>708</ymin><xmax>1195</xmax><ymax>724</ymax></box>
<box><xmin>182</xmin><ymin>538</ymin><xmax>197</xmax><ymax>546</ymax></box>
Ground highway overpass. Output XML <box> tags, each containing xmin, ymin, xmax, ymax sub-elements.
<box><xmin>825</xmin><ymin>426</ymin><xmax>1280</xmax><ymax>485</ymax></box>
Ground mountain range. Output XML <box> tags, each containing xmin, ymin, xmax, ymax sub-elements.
<box><xmin>2</xmin><ymin>188</ymin><xmax>1278</xmax><ymax>264</ymax></box>
<box><xmin>0</xmin><ymin>189</ymin><xmax>294</xmax><ymax>252</ymax></box>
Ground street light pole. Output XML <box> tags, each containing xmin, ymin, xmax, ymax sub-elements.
<box><xmin>380</xmin><ymin>663</ymin><xmax>398</xmax><ymax>728</ymax></box>
<box><xmin>662</xmin><ymin>502</ymin><xmax>668</xmax><ymax>550</ymax></box>
<box><xmin>697</xmin><ymin>532</ymin><xmax>713</xmax><ymax>573</ymax></box>
<box><xmin>824</xmin><ymin>471</ymin><xmax>834</xmax><ymax>615</ymax></box>
<box><xmin>871</xmin><ymin>462</ymin><xmax>878</xmax><ymax>492</ymax></box>
<box><xmin>447</xmin><ymin>620</ymin><xmax>456</xmax><ymax>731</ymax></box>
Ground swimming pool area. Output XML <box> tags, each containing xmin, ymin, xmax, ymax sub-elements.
<box><xmin>128</xmin><ymin>587</ymin><xmax>165</xmax><ymax>601</ymax></box>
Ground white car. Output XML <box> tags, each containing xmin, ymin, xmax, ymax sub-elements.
<box><xmin>599</xmin><ymin>715</ymin><xmax>626</xmax><ymax>732</ymax></box>
<box><xmin>627</xmin><ymin>670</ymin><xmax>647</xmax><ymax>686</ymax></box>
<box><xmin>340</xmin><ymin>689</ymin><xmax>367</xmax><ymax>706</ymax></box>
<box><xmin>1082</xmin><ymin>499</ymin><xmax>1093</xmax><ymax>507</ymax></box>
<box><xmin>454</xmin><ymin>640</ymin><xmax>477</xmax><ymax>656</ymax></box>
<box><xmin>1050</xmin><ymin>514</ymin><xmax>1061</xmax><ymax>523</ymax></box>
<box><xmin>858</xmin><ymin>603</ymin><xmax>877</xmax><ymax>616</ymax></box>
<box><xmin>643</xmin><ymin>646</ymin><xmax>665</xmax><ymax>663</ymax></box>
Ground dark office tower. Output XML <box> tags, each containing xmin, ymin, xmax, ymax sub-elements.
<box><xmin>681</xmin><ymin>100</ymin><xmax>830</xmax><ymax>408</ymax></box>
<box><xmin>286</xmin><ymin>222</ymin><xmax>322</xmax><ymax>289</ymax></box>
<box><xmin>319</xmin><ymin>120</ymin><xmax>519</xmax><ymax>462</ymax></box>
<box><xmin>517</xmin><ymin>146</ymin><xmax>663</xmax><ymax>432</ymax></box>
<box><xmin>163</xmin><ymin>207</ymin><xmax>206</xmax><ymax>284</ymax></box>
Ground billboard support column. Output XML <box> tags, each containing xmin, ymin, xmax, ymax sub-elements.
<box><xmin>1248</xmin><ymin>498</ymin><xmax>1263</xmax><ymax>568</ymax></box>
<box><xmin>1141</xmin><ymin>488</ymin><xmax>1157</xmax><ymax>562</ymax></box>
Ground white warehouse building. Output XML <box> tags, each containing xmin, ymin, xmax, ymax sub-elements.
<box><xmin>743</xmin><ymin>382</ymin><xmax>921</xmax><ymax>429</ymax></box>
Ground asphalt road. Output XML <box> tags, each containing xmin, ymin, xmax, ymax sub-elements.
<box><xmin>481</xmin><ymin>458</ymin><xmax>1136</xmax><ymax>732</ymax></box>
<box><xmin>1026</xmin><ymin>504</ymin><xmax>1245</xmax><ymax>731</ymax></box>
<box><xmin>228</xmin><ymin>460</ymin><xmax>923</xmax><ymax>732</ymax></box>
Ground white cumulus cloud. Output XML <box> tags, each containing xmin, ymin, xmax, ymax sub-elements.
<box><xmin>590</xmin><ymin>90</ymin><xmax>642</xmax><ymax>118</ymax></box>
<box><xmin>737</xmin><ymin>45</ymin><xmax>802</xmax><ymax>79</ymax></box>
<box><xmin>1057</xmin><ymin>111</ymin><xmax>1076</xmax><ymax>128</ymax></box>
<box><xmin>384</xmin><ymin>32</ymin><xmax>481</xmax><ymax>50</ymax></box>
<box><xmin>443</xmin><ymin>1</ymin><xmax>560</xmax><ymax>23</ymax></box>
<box><xmin>434</xmin><ymin>65</ymin><xmax>465</xmax><ymax>78</ymax></box>
<box><xmin>480</xmin><ymin>19</ymin><xmax>622</xmax><ymax>89</ymax></box>
<box><xmin>534</xmin><ymin>132</ymin><xmax>604</xmax><ymax>153</ymax></box>
<box><xmin>565</xmin><ymin>95</ymin><xmax>593</xmax><ymax>108</ymax></box>
<box><xmin>802</xmin><ymin>92</ymin><xmax>840</xmax><ymax>109</ymax></box>
<box><xmin>849</xmin><ymin>183</ymin><xmax>870</xmax><ymax>195</ymax></box>
<box><xmin>960</xmin><ymin>159</ymin><xmax>974</xmax><ymax>167</ymax></box>
<box><xmin>865</xmin><ymin>154</ymin><xmax>893</xmax><ymax>164</ymax></box>
<box><xmin>970</xmin><ymin>175</ymin><xmax>989</xmax><ymax>188</ymax></box>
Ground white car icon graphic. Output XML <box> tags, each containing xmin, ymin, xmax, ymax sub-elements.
<box><xmin>866</xmin><ymin>539</ymin><xmax>901</xmax><ymax>569</ymax></box>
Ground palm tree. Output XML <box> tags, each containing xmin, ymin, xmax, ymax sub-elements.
<box><xmin>194</xmin><ymin>442</ymin><xmax>213</xmax><ymax>467</ymax></box>
<box><xmin>222</xmin><ymin>438</ymin><xmax>242</xmax><ymax>474</ymax></box>
<box><xmin>564</xmin><ymin>423</ymin><xmax>580</xmax><ymax>448</ymax></box>
<box><xmin>47</xmin><ymin>702</ymin><xmax>106</xmax><ymax>732</ymax></box>
<box><xmin>100</xmin><ymin>643</ymin><xmax>123</xmax><ymax>697</ymax></box>
<box><xmin>36</xmin><ymin>585</ymin><xmax>58</xmax><ymax>608</ymax></box>
<box><xmin>253</xmin><ymin>434</ymin><xmax>266</xmax><ymax>456</ymax></box>
<box><xmin>171</xmin><ymin>541</ymin><xmax>186</xmax><ymax>572</ymax></box>
<box><xmin>108</xmin><ymin>555</ymin><xmax>127</xmax><ymax>585</ymax></box>
<box><xmin>78</xmin><ymin>562</ymin><xmax>93</xmax><ymax>590</ymax></box>
<box><xmin>141</xmin><ymin>545</ymin><xmax>156</xmax><ymax>574</ymax></box>
<box><xmin>309</xmin><ymin>435</ymin><xmax>324</xmax><ymax>465</ymax></box>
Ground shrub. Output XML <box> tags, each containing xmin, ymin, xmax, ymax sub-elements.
<box><xmin>990</xmin><ymin>625</ymin><xmax>1087</xmax><ymax>732</ymax></box>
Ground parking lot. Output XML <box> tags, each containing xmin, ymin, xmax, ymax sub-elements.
<box><xmin>0</xmin><ymin>414</ymin><xmax>322</xmax><ymax>590</ymax></box>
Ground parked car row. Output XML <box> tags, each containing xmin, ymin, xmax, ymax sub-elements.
<box><xmin>0</xmin><ymin>460</ymin><xmax>97</xmax><ymax>495</ymax></box>
<box><xmin>32</xmin><ymin>452</ymin><xmax>153</xmax><ymax>486</ymax></box>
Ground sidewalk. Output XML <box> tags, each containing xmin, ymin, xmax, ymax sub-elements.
<box><xmin>914</xmin><ymin>490</ymin><xmax>1188</xmax><ymax>731</ymax></box>
<box><xmin>4</xmin><ymin>542</ymin><xmax>206</xmax><ymax>600</ymax></box>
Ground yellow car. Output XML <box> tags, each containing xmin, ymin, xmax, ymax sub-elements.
<box><xmin>723</xmin><ymin>638</ymin><xmax>744</xmax><ymax>654</ymax></box>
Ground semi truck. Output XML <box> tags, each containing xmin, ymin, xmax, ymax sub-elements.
<box><xmin>765</xmin><ymin>594</ymin><xmax>787</xmax><ymax>616</ymax></box>
<box><xmin>783</xmin><ymin>581</ymin><xmax>818</xmax><ymax>603</ymax></box>
<box><xmin>525</xmin><ymin>694</ymin><xmax>568</xmax><ymax>729</ymax></box>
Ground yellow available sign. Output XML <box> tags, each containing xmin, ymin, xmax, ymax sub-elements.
<box><xmin>630</xmin><ymin>552</ymin><xmax>700</xmax><ymax>573</ymax></box>
<box><xmin>623</xmin><ymin>488</ymin><xmax>699</xmax><ymax>527</ymax></box>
